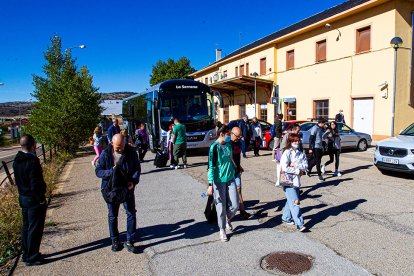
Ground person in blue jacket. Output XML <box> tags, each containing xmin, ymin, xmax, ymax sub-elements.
<box><xmin>95</xmin><ymin>134</ymin><xmax>141</xmax><ymax>253</ymax></box>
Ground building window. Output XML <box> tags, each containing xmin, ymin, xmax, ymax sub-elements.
<box><xmin>235</xmin><ymin>66</ymin><xmax>238</xmax><ymax>77</ymax></box>
<box><xmin>316</xmin><ymin>40</ymin><xmax>326</xmax><ymax>62</ymax></box>
<box><xmin>240</xmin><ymin>65</ymin><xmax>245</xmax><ymax>76</ymax></box>
<box><xmin>245</xmin><ymin>63</ymin><xmax>249</xmax><ymax>76</ymax></box>
<box><xmin>313</xmin><ymin>100</ymin><xmax>329</xmax><ymax>120</ymax></box>
<box><xmin>260</xmin><ymin>104</ymin><xmax>268</xmax><ymax>121</ymax></box>
<box><xmin>260</xmin><ymin>58</ymin><xmax>266</xmax><ymax>75</ymax></box>
<box><xmin>284</xmin><ymin>101</ymin><xmax>297</xmax><ymax>121</ymax></box>
<box><xmin>356</xmin><ymin>26</ymin><xmax>371</xmax><ymax>53</ymax></box>
<box><xmin>224</xmin><ymin>106</ymin><xmax>229</xmax><ymax>123</ymax></box>
<box><xmin>204</xmin><ymin>77</ymin><xmax>208</xmax><ymax>84</ymax></box>
<box><xmin>286</xmin><ymin>50</ymin><xmax>294</xmax><ymax>70</ymax></box>
<box><xmin>223</xmin><ymin>70</ymin><xmax>227</xmax><ymax>79</ymax></box>
<box><xmin>240</xmin><ymin>104</ymin><xmax>246</xmax><ymax>118</ymax></box>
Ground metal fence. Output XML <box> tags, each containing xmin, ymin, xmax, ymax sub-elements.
<box><xmin>0</xmin><ymin>144</ymin><xmax>59</xmax><ymax>187</ymax></box>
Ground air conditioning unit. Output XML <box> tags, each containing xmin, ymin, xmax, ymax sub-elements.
<box><xmin>213</xmin><ymin>74</ymin><xmax>219</xmax><ymax>82</ymax></box>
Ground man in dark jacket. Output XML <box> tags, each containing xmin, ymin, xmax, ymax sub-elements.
<box><xmin>272</xmin><ymin>113</ymin><xmax>283</xmax><ymax>161</ymax></box>
<box><xmin>13</xmin><ymin>135</ymin><xmax>47</xmax><ymax>266</ymax></box>
<box><xmin>107</xmin><ymin>118</ymin><xmax>121</xmax><ymax>143</ymax></box>
<box><xmin>96</xmin><ymin>134</ymin><xmax>141</xmax><ymax>253</ymax></box>
<box><xmin>238</xmin><ymin>114</ymin><xmax>252</xmax><ymax>158</ymax></box>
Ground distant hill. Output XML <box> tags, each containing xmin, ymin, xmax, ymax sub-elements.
<box><xmin>0</xmin><ymin>92</ymin><xmax>137</xmax><ymax>118</ymax></box>
<box><xmin>100</xmin><ymin>92</ymin><xmax>137</xmax><ymax>100</ymax></box>
<box><xmin>0</xmin><ymin>102</ymin><xmax>34</xmax><ymax>117</ymax></box>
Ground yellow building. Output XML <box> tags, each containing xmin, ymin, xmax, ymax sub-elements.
<box><xmin>190</xmin><ymin>0</ymin><xmax>414</xmax><ymax>140</ymax></box>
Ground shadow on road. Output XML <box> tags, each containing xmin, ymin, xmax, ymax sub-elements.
<box><xmin>301</xmin><ymin>177</ymin><xmax>353</xmax><ymax>198</ymax></box>
<box><xmin>303</xmin><ymin>199</ymin><xmax>367</xmax><ymax>230</ymax></box>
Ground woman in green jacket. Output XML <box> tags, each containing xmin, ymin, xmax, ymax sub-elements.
<box><xmin>207</xmin><ymin>124</ymin><xmax>239</xmax><ymax>242</ymax></box>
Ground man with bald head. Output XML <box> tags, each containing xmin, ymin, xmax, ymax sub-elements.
<box><xmin>13</xmin><ymin>135</ymin><xmax>48</xmax><ymax>266</ymax></box>
<box><xmin>96</xmin><ymin>133</ymin><xmax>141</xmax><ymax>253</ymax></box>
<box><xmin>230</xmin><ymin>127</ymin><xmax>251</xmax><ymax>220</ymax></box>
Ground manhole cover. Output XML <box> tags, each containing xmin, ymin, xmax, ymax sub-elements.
<box><xmin>261</xmin><ymin>252</ymin><xmax>313</xmax><ymax>275</ymax></box>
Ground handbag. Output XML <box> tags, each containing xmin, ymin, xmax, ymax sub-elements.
<box><xmin>204</xmin><ymin>195</ymin><xmax>217</xmax><ymax>224</ymax></box>
<box><xmin>276</xmin><ymin>149</ymin><xmax>295</xmax><ymax>187</ymax></box>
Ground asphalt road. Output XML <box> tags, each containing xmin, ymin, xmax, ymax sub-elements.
<box><xmin>13</xmin><ymin>146</ymin><xmax>414</xmax><ymax>275</ymax></box>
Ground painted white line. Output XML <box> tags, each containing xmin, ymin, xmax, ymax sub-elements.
<box><xmin>0</xmin><ymin>152</ymin><xmax>17</xmax><ymax>159</ymax></box>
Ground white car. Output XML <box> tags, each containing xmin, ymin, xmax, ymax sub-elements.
<box><xmin>374</xmin><ymin>123</ymin><xmax>414</xmax><ymax>174</ymax></box>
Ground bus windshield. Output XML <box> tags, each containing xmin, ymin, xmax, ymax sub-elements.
<box><xmin>159</xmin><ymin>91</ymin><xmax>214</xmax><ymax>132</ymax></box>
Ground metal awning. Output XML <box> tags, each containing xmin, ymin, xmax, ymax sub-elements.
<box><xmin>208</xmin><ymin>76</ymin><xmax>274</xmax><ymax>105</ymax></box>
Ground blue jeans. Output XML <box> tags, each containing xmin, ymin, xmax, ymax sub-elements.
<box><xmin>107</xmin><ymin>191</ymin><xmax>136</xmax><ymax>242</ymax></box>
<box><xmin>282</xmin><ymin>186</ymin><xmax>304</xmax><ymax>228</ymax></box>
<box><xmin>213</xmin><ymin>179</ymin><xmax>239</xmax><ymax>230</ymax></box>
<box><xmin>241</xmin><ymin>139</ymin><xmax>248</xmax><ymax>156</ymax></box>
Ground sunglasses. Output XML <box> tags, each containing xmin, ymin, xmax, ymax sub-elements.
<box><xmin>231</xmin><ymin>132</ymin><xmax>242</xmax><ymax>139</ymax></box>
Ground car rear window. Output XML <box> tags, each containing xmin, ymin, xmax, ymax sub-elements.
<box><xmin>300</xmin><ymin>123</ymin><xmax>315</xmax><ymax>131</ymax></box>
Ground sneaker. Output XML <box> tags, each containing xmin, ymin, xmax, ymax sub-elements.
<box><xmin>334</xmin><ymin>171</ymin><xmax>342</xmax><ymax>177</ymax></box>
<box><xmin>174</xmin><ymin>165</ymin><xmax>179</xmax><ymax>170</ymax></box>
<box><xmin>318</xmin><ymin>175</ymin><xmax>325</xmax><ymax>182</ymax></box>
<box><xmin>25</xmin><ymin>259</ymin><xmax>48</xmax><ymax>266</ymax></box>
<box><xmin>183</xmin><ymin>164</ymin><xmax>187</xmax><ymax>169</ymax></box>
<box><xmin>111</xmin><ymin>239</ymin><xmax>123</xmax><ymax>252</ymax></box>
<box><xmin>320</xmin><ymin>165</ymin><xmax>326</xmax><ymax>174</ymax></box>
<box><xmin>240</xmin><ymin>210</ymin><xmax>251</xmax><ymax>220</ymax></box>
<box><xmin>124</xmin><ymin>241</ymin><xmax>136</xmax><ymax>253</ymax></box>
<box><xmin>91</xmin><ymin>160</ymin><xmax>96</xmax><ymax>167</ymax></box>
<box><xmin>298</xmin><ymin>226</ymin><xmax>307</xmax><ymax>232</ymax></box>
<box><xmin>219</xmin><ymin>230</ymin><xmax>228</xmax><ymax>242</ymax></box>
<box><xmin>170</xmin><ymin>165</ymin><xmax>175</xmax><ymax>169</ymax></box>
<box><xmin>271</xmin><ymin>159</ymin><xmax>276</xmax><ymax>162</ymax></box>
<box><xmin>225</xmin><ymin>220</ymin><xmax>233</xmax><ymax>232</ymax></box>
<box><xmin>242</xmin><ymin>154</ymin><xmax>247</xmax><ymax>159</ymax></box>
<box><xmin>282</xmin><ymin>219</ymin><xmax>295</xmax><ymax>225</ymax></box>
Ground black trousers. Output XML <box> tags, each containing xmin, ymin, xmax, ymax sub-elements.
<box><xmin>308</xmin><ymin>148</ymin><xmax>323</xmax><ymax>176</ymax></box>
<box><xmin>19</xmin><ymin>195</ymin><xmax>47</xmax><ymax>263</ymax></box>
<box><xmin>253</xmin><ymin>137</ymin><xmax>261</xmax><ymax>155</ymax></box>
<box><xmin>325</xmin><ymin>148</ymin><xmax>340</xmax><ymax>171</ymax></box>
<box><xmin>138</xmin><ymin>144</ymin><xmax>148</xmax><ymax>161</ymax></box>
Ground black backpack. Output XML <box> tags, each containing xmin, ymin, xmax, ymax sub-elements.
<box><xmin>101</xmin><ymin>156</ymin><xmax>129</xmax><ymax>204</ymax></box>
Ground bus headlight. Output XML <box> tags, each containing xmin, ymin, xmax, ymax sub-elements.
<box><xmin>207</xmin><ymin>129</ymin><xmax>216</xmax><ymax>140</ymax></box>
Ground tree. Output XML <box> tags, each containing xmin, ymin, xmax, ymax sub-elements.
<box><xmin>149</xmin><ymin>57</ymin><xmax>196</xmax><ymax>86</ymax></box>
<box><xmin>28</xmin><ymin>36</ymin><xmax>102</xmax><ymax>152</ymax></box>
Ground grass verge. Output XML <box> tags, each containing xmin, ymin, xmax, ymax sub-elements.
<box><xmin>0</xmin><ymin>150</ymin><xmax>73</xmax><ymax>269</ymax></box>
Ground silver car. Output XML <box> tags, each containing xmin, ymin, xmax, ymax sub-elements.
<box><xmin>299</xmin><ymin>122</ymin><xmax>372</xmax><ymax>152</ymax></box>
<box><xmin>374</xmin><ymin>123</ymin><xmax>414</xmax><ymax>174</ymax></box>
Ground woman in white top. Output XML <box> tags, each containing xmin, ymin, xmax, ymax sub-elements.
<box><xmin>280</xmin><ymin>133</ymin><xmax>308</xmax><ymax>232</ymax></box>
<box><xmin>251</xmin><ymin>117</ymin><xmax>262</xmax><ymax>157</ymax></box>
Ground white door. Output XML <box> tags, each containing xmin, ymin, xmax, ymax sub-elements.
<box><xmin>353</xmin><ymin>98</ymin><xmax>374</xmax><ymax>136</ymax></box>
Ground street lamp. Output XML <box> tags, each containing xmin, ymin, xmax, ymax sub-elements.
<box><xmin>252</xmin><ymin>72</ymin><xmax>258</xmax><ymax>117</ymax></box>
<box><xmin>325</xmin><ymin>23</ymin><xmax>342</xmax><ymax>41</ymax></box>
<box><xmin>65</xmin><ymin>44</ymin><xmax>86</xmax><ymax>52</ymax></box>
<box><xmin>390</xmin><ymin>36</ymin><xmax>403</xmax><ymax>137</ymax></box>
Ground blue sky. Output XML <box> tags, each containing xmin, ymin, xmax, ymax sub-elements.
<box><xmin>0</xmin><ymin>0</ymin><xmax>345</xmax><ymax>103</ymax></box>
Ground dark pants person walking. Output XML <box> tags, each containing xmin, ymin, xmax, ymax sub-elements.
<box><xmin>325</xmin><ymin>148</ymin><xmax>340</xmax><ymax>171</ymax></box>
<box><xmin>308</xmin><ymin>148</ymin><xmax>323</xmax><ymax>176</ymax></box>
<box><xmin>107</xmin><ymin>192</ymin><xmax>136</xmax><ymax>242</ymax></box>
<box><xmin>253</xmin><ymin>137</ymin><xmax>261</xmax><ymax>156</ymax></box>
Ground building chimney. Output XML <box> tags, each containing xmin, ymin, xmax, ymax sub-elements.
<box><xmin>216</xmin><ymin>49</ymin><xmax>222</xmax><ymax>61</ymax></box>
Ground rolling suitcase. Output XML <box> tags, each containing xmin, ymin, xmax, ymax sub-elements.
<box><xmin>154</xmin><ymin>150</ymin><xmax>169</xmax><ymax>168</ymax></box>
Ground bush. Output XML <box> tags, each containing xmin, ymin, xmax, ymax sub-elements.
<box><xmin>0</xmin><ymin>185</ymin><xmax>21</xmax><ymax>267</ymax></box>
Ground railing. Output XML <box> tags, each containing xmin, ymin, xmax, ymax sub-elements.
<box><xmin>0</xmin><ymin>144</ymin><xmax>59</xmax><ymax>187</ymax></box>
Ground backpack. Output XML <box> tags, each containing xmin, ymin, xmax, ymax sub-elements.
<box><xmin>270</xmin><ymin>124</ymin><xmax>276</xmax><ymax>138</ymax></box>
<box><xmin>101</xmin><ymin>156</ymin><xmax>129</xmax><ymax>204</ymax></box>
<box><xmin>89</xmin><ymin>136</ymin><xmax>94</xmax><ymax>145</ymax></box>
